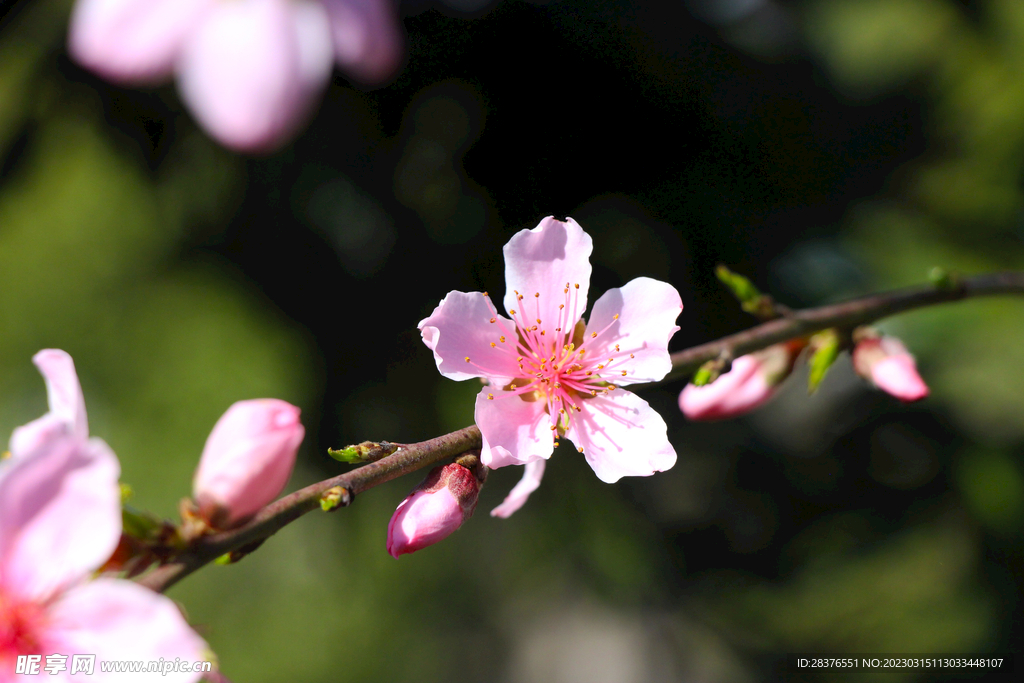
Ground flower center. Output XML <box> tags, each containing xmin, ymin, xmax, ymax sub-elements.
<box><xmin>0</xmin><ymin>591</ymin><xmax>47</xmax><ymax>667</ymax></box>
<box><xmin>469</xmin><ymin>283</ymin><xmax>638</xmax><ymax>444</ymax></box>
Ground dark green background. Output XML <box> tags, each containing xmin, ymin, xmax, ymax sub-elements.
<box><xmin>1</xmin><ymin>0</ymin><xmax>1022</xmax><ymax>681</ymax></box>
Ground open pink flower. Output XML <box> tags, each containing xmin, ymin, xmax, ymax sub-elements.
<box><xmin>419</xmin><ymin>217</ymin><xmax>682</xmax><ymax>515</ymax></box>
<box><xmin>386</xmin><ymin>463</ymin><xmax>480</xmax><ymax>558</ymax></box>
<box><xmin>1</xmin><ymin>354</ymin><xmax>207</xmax><ymax>682</ymax></box>
<box><xmin>68</xmin><ymin>0</ymin><xmax>403</xmax><ymax>151</ymax></box>
<box><xmin>193</xmin><ymin>399</ymin><xmax>305</xmax><ymax>529</ymax></box>
<box><xmin>853</xmin><ymin>336</ymin><xmax>929</xmax><ymax>402</ymax></box>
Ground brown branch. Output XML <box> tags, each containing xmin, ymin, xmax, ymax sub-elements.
<box><xmin>138</xmin><ymin>426</ymin><xmax>481</xmax><ymax>593</ymax></box>
<box><xmin>665</xmin><ymin>271</ymin><xmax>1024</xmax><ymax>381</ymax></box>
<box><xmin>138</xmin><ymin>271</ymin><xmax>1024</xmax><ymax>594</ymax></box>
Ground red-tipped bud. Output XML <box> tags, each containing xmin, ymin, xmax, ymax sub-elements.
<box><xmin>852</xmin><ymin>336</ymin><xmax>929</xmax><ymax>402</ymax></box>
<box><xmin>193</xmin><ymin>399</ymin><xmax>305</xmax><ymax>529</ymax></box>
<box><xmin>679</xmin><ymin>341</ymin><xmax>801</xmax><ymax>421</ymax></box>
<box><xmin>387</xmin><ymin>463</ymin><xmax>480</xmax><ymax>558</ymax></box>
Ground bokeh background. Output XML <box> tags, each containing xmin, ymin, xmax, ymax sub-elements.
<box><xmin>2</xmin><ymin>0</ymin><xmax>1023</xmax><ymax>681</ymax></box>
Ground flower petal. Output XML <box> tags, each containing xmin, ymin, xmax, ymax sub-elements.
<box><xmin>322</xmin><ymin>0</ymin><xmax>404</xmax><ymax>85</ymax></box>
<box><xmin>490</xmin><ymin>459</ymin><xmax>546</xmax><ymax>518</ymax></box>
<box><xmin>9</xmin><ymin>349</ymin><xmax>90</xmax><ymax>459</ymax></box>
<box><xmin>678</xmin><ymin>354</ymin><xmax>775</xmax><ymax>420</ymax></box>
<box><xmin>871</xmin><ymin>354</ymin><xmax>930</xmax><ymax>402</ymax></box>
<box><xmin>176</xmin><ymin>0</ymin><xmax>332</xmax><ymax>151</ymax></box>
<box><xmin>502</xmin><ymin>217</ymin><xmax>593</xmax><ymax>331</ymax></box>
<box><xmin>0</xmin><ymin>436</ymin><xmax>120</xmax><ymax>603</ymax></box>
<box><xmin>419</xmin><ymin>291</ymin><xmax>519</xmax><ymax>383</ymax></box>
<box><xmin>565</xmin><ymin>389</ymin><xmax>676</xmax><ymax>483</ymax></box>
<box><xmin>587</xmin><ymin>277</ymin><xmax>682</xmax><ymax>384</ymax></box>
<box><xmin>47</xmin><ymin>578</ymin><xmax>208</xmax><ymax>683</ymax></box>
<box><xmin>475</xmin><ymin>387</ymin><xmax>553</xmax><ymax>468</ymax></box>
<box><xmin>68</xmin><ymin>0</ymin><xmax>212</xmax><ymax>83</ymax></box>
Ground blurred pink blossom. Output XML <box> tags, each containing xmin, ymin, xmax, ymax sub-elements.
<box><xmin>853</xmin><ymin>336</ymin><xmax>929</xmax><ymax>402</ymax></box>
<box><xmin>0</xmin><ymin>353</ymin><xmax>207</xmax><ymax>681</ymax></box>
<box><xmin>193</xmin><ymin>399</ymin><xmax>305</xmax><ymax>529</ymax></box>
<box><xmin>8</xmin><ymin>350</ymin><xmax>89</xmax><ymax>460</ymax></box>
<box><xmin>678</xmin><ymin>340</ymin><xmax>803</xmax><ymax>421</ymax></box>
<box><xmin>678</xmin><ymin>354</ymin><xmax>775</xmax><ymax>420</ymax></box>
<box><xmin>68</xmin><ymin>0</ymin><xmax>403</xmax><ymax>151</ymax></box>
<box><xmin>419</xmin><ymin>217</ymin><xmax>682</xmax><ymax>516</ymax></box>
<box><xmin>387</xmin><ymin>462</ymin><xmax>480</xmax><ymax>558</ymax></box>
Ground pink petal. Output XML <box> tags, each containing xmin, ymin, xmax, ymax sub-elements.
<box><xmin>387</xmin><ymin>487</ymin><xmax>466</xmax><ymax>558</ymax></box>
<box><xmin>474</xmin><ymin>387</ymin><xmax>554</xmax><ymax>468</ymax></box>
<box><xmin>0</xmin><ymin>436</ymin><xmax>120</xmax><ymax>603</ymax></box>
<box><xmin>678</xmin><ymin>354</ymin><xmax>775</xmax><ymax>420</ymax></box>
<box><xmin>502</xmin><ymin>217</ymin><xmax>593</xmax><ymax>331</ymax></box>
<box><xmin>9</xmin><ymin>350</ymin><xmax>90</xmax><ymax>459</ymax></box>
<box><xmin>565</xmin><ymin>389</ymin><xmax>677</xmax><ymax>483</ymax></box>
<box><xmin>322</xmin><ymin>0</ymin><xmax>404</xmax><ymax>85</ymax></box>
<box><xmin>68</xmin><ymin>0</ymin><xmax>212</xmax><ymax>83</ymax></box>
<box><xmin>587</xmin><ymin>277</ymin><xmax>682</xmax><ymax>385</ymax></box>
<box><xmin>490</xmin><ymin>459</ymin><xmax>546</xmax><ymax>518</ymax></box>
<box><xmin>871</xmin><ymin>354</ymin><xmax>930</xmax><ymax>402</ymax></box>
<box><xmin>176</xmin><ymin>0</ymin><xmax>333</xmax><ymax>151</ymax></box>
<box><xmin>418</xmin><ymin>291</ymin><xmax>519</xmax><ymax>383</ymax></box>
<box><xmin>193</xmin><ymin>400</ymin><xmax>305</xmax><ymax>528</ymax></box>
<box><xmin>46</xmin><ymin>579</ymin><xmax>208</xmax><ymax>683</ymax></box>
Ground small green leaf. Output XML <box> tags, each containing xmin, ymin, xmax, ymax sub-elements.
<box><xmin>320</xmin><ymin>486</ymin><xmax>348</xmax><ymax>512</ymax></box>
<box><xmin>808</xmin><ymin>329</ymin><xmax>841</xmax><ymax>393</ymax></box>
<box><xmin>121</xmin><ymin>504</ymin><xmax>163</xmax><ymax>539</ymax></box>
<box><xmin>327</xmin><ymin>440</ymin><xmax>398</xmax><ymax>464</ymax></box>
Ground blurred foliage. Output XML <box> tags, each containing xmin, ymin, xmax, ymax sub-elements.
<box><xmin>2</xmin><ymin>0</ymin><xmax>1024</xmax><ymax>682</ymax></box>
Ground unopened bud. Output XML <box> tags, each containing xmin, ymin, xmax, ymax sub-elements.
<box><xmin>679</xmin><ymin>341</ymin><xmax>803</xmax><ymax>421</ymax></box>
<box><xmin>852</xmin><ymin>335</ymin><xmax>929</xmax><ymax>402</ymax></box>
<box><xmin>193</xmin><ymin>399</ymin><xmax>305</xmax><ymax>529</ymax></box>
<box><xmin>386</xmin><ymin>462</ymin><xmax>480</xmax><ymax>558</ymax></box>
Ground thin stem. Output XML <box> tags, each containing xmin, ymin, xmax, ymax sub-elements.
<box><xmin>664</xmin><ymin>271</ymin><xmax>1024</xmax><ymax>381</ymax></box>
<box><xmin>138</xmin><ymin>271</ymin><xmax>1024</xmax><ymax>594</ymax></box>
<box><xmin>138</xmin><ymin>426</ymin><xmax>481</xmax><ymax>593</ymax></box>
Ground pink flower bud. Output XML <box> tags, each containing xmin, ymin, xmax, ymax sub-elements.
<box><xmin>679</xmin><ymin>342</ymin><xmax>800</xmax><ymax>421</ymax></box>
<box><xmin>387</xmin><ymin>463</ymin><xmax>480</xmax><ymax>558</ymax></box>
<box><xmin>193</xmin><ymin>399</ymin><xmax>305</xmax><ymax>528</ymax></box>
<box><xmin>853</xmin><ymin>336</ymin><xmax>929</xmax><ymax>402</ymax></box>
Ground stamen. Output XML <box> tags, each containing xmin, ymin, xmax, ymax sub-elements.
<box><xmin>465</xmin><ymin>357</ymin><xmax>471</xmax><ymax>363</ymax></box>
<box><xmin>490</xmin><ymin>317</ymin><xmax>496</xmax><ymax>323</ymax></box>
<box><xmin>488</xmin><ymin>394</ymin><xmax>494</xmax><ymax>400</ymax></box>
<box><xmin>490</xmin><ymin>342</ymin><xmax>496</xmax><ymax>348</ymax></box>
<box><xmin>500</xmin><ymin>336</ymin><xmax>506</xmax><ymax>343</ymax></box>
<box><xmin>621</xmin><ymin>370</ymin><xmax>627</xmax><ymax>376</ymax></box>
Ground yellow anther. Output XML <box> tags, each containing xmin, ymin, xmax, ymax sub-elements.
<box><xmin>465</xmin><ymin>357</ymin><xmax>471</xmax><ymax>362</ymax></box>
<box><xmin>554</xmin><ymin>383</ymin><xmax>561</xmax><ymax>388</ymax></box>
<box><xmin>483</xmin><ymin>291</ymin><xmax>489</xmax><ymax>296</ymax></box>
<box><xmin>490</xmin><ymin>317</ymin><xmax>496</xmax><ymax>323</ymax></box>
<box><xmin>630</xmin><ymin>353</ymin><xmax>634</xmax><ymax>358</ymax></box>
<box><xmin>586</xmin><ymin>371</ymin><xmax>593</xmax><ymax>376</ymax></box>
<box><xmin>516</xmin><ymin>356</ymin><xmax>523</xmax><ymax>362</ymax></box>
<box><xmin>550</xmin><ymin>425</ymin><xmax>557</xmax><ymax>431</ymax></box>
<box><xmin>614</xmin><ymin>344</ymin><xmax>620</xmax><ymax>352</ymax></box>
<box><xmin>531</xmin><ymin>325</ymin><xmax>538</xmax><ymax>331</ymax></box>
<box><xmin>591</xmin><ymin>332</ymin><xmax>597</xmax><ymax>338</ymax></box>
<box><xmin>597</xmin><ymin>364</ymin><xmax>604</xmax><ymax>370</ymax></box>
<box><xmin>577</xmin><ymin>446</ymin><xmax>584</xmax><ymax>452</ymax></box>
<box><xmin>591</xmin><ymin>389</ymin><xmax>598</xmax><ymax>396</ymax></box>
<box><xmin>559</xmin><ymin>409</ymin><xmax>566</xmax><ymax>414</ymax></box>
<box><xmin>500</xmin><ymin>336</ymin><xmax>506</xmax><ymax>343</ymax></box>
<box><xmin>536</xmin><ymin>318</ymin><xmax>542</xmax><ymax>324</ymax></box>
<box><xmin>518</xmin><ymin>294</ymin><xmax>524</xmax><ymax>300</ymax></box>
<box><xmin>490</xmin><ymin>342</ymin><xmax>496</xmax><ymax>348</ymax></box>
<box><xmin>559</xmin><ymin>304</ymin><xmax>565</xmax><ymax>309</ymax></box>
<box><xmin>575</xmin><ymin>283</ymin><xmax>580</xmax><ymax>289</ymax></box>
<box><xmin>553</xmin><ymin>441</ymin><xmax>560</xmax><ymax>447</ymax></box>
<box><xmin>541</xmin><ymin>330</ymin><xmax>546</xmax><ymax>335</ymax></box>
<box><xmin>488</xmin><ymin>393</ymin><xmax>494</xmax><ymax>400</ymax></box>
<box><xmin>621</xmin><ymin>370</ymin><xmax>627</xmax><ymax>376</ymax></box>
<box><xmin>510</xmin><ymin>309</ymin><xmax>517</xmax><ymax>315</ymax></box>
<box><xmin>613</xmin><ymin>314</ymin><xmax>619</xmax><ymax>320</ymax></box>
<box><xmin>534</xmin><ymin>292</ymin><xmax>540</xmax><ymax>298</ymax></box>
<box><xmin>575</xmin><ymin>406</ymin><xmax>581</xmax><ymax>412</ymax></box>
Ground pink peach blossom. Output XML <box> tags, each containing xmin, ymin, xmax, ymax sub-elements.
<box><xmin>68</xmin><ymin>0</ymin><xmax>403</xmax><ymax>151</ymax></box>
<box><xmin>1</xmin><ymin>354</ymin><xmax>207</xmax><ymax>682</ymax></box>
<box><xmin>853</xmin><ymin>336</ymin><xmax>929</xmax><ymax>402</ymax></box>
<box><xmin>419</xmin><ymin>217</ymin><xmax>682</xmax><ymax>515</ymax></box>
<box><xmin>8</xmin><ymin>350</ymin><xmax>89</xmax><ymax>460</ymax></box>
<box><xmin>192</xmin><ymin>399</ymin><xmax>305</xmax><ymax>529</ymax></box>
<box><xmin>678</xmin><ymin>354</ymin><xmax>775</xmax><ymax>420</ymax></box>
<box><xmin>387</xmin><ymin>463</ymin><xmax>480</xmax><ymax>557</ymax></box>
